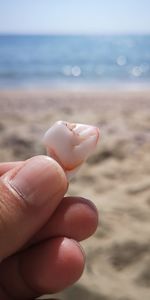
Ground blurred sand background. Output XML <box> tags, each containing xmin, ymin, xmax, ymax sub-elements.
<box><xmin>0</xmin><ymin>88</ymin><xmax>150</xmax><ymax>300</ymax></box>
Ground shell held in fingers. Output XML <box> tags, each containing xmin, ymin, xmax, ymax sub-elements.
<box><xmin>43</xmin><ymin>120</ymin><xmax>100</xmax><ymax>179</ymax></box>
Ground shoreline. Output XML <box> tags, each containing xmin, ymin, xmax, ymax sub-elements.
<box><xmin>0</xmin><ymin>82</ymin><xmax>150</xmax><ymax>93</ymax></box>
<box><xmin>0</xmin><ymin>88</ymin><xmax>150</xmax><ymax>116</ymax></box>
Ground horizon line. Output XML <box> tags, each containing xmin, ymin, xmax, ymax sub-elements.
<box><xmin>0</xmin><ymin>31</ymin><xmax>150</xmax><ymax>36</ymax></box>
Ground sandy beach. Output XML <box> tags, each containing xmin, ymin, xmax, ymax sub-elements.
<box><xmin>0</xmin><ymin>88</ymin><xmax>150</xmax><ymax>300</ymax></box>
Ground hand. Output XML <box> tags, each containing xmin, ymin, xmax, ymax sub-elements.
<box><xmin>0</xmin><ymin>156</ymin><xmax>98</xmax><ymax>299</ymax></box>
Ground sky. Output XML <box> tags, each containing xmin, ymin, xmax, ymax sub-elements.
<box><xmin>0</xmin><ymin>0</ymin><xmax>150</xmax><ymax>34</ymax></box>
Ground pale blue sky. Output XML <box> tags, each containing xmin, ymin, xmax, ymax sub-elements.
<box><xmin>0</xmin><ymin>0</ymin><xmax>150</xmax><ymax>34</ymax></box>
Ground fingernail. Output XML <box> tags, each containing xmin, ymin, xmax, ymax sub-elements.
<box><xmin>8</xmin><ymin>156</ymin><xmax>64</xmax><ymax>206</ymax></box>
<box><xmin>71</xmin><ymin>239</ymin><xmax>86</xmax><ymax>260</ymax></box>
<box><xmin>79</xmin><ymin>197</ymin><xmax>98</xmax><ymax>214</ymax></box>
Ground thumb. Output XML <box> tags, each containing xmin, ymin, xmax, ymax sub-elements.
<box><xmin>0</xmin><ymin>155</ymin><xmax>67</xmax><ymax>261</ymax></box>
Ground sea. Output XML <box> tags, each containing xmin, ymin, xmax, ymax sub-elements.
<box><xmin>0</xmin><ymin>34</ymin><xmax>150</xmax><ymax>89</ymax></box>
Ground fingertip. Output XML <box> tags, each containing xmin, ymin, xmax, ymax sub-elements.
<box><xmin>31</xmin><ymin>196</ymin><xmax>99</xmax><ymax>245</ymax></box>
<box><xmin>0</xmin><ymin>156</ymin><xmax>68</xmax><ymax>260</ymax></box>
<box><xmin>54</xmin><ymin>197</ymin><xmax>99</xmax><ymax>241</ymax></box>
<box><xmin>21</xmin><ymin>237</ymin><xmax>85</xmax><ymax>294</ymax></box>
<box><xmin>29</xmin><ymin>155</ymin><xmax>68</xmax><ymax>193</ymax></box>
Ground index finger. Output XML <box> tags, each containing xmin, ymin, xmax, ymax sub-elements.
<box><xmin>0</xmin><ymin>161</ymin><xmax>23</xmax><ymax>176</ymax></box>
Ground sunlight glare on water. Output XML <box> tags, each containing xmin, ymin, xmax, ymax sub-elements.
<box><xmin>0</xmin><ymin>35</ymin><xmax>150</xmax><ymax>88</ymax></box>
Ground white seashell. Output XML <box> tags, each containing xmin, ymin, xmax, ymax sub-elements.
<box><xmin>43</xmin><ymin>121</ymin><xmax>100</xmax><ymax>179</ymax></box>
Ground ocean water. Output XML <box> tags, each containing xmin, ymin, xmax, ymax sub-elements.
<box><xmin>0</xmin><ymin>34</ymin><xmax>150</xmax><ymax>88</ymax></box>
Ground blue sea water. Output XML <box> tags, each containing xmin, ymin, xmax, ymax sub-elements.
<box><xmin>0</xmin><ymin>34</ymin><xmax>150</xmax><ymax>88</ymax></box>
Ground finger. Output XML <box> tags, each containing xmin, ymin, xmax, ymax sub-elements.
<box><xmin>0</xmin><ymin>162</ymin><xmax>23</xmax><ymax>176</ymax></box>
<box><xmin>32</xmin><ymin>196</ymin><xmax>98</xmax><ymax>244</ymax></box>
<box><xmin>0</xmin><ymin>237</ymin><xmax>85</xmax><ymax>299</ymax></box>
<box><xmin>0</xmin><ymin>155</ymin><xmax>67</xmax><ymax>261</ymax></box>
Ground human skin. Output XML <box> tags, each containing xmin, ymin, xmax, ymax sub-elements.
<box><xmin>0</xmin><ymin>156</ymin><xmax>98</xmax><ymax>299</ymax></box>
